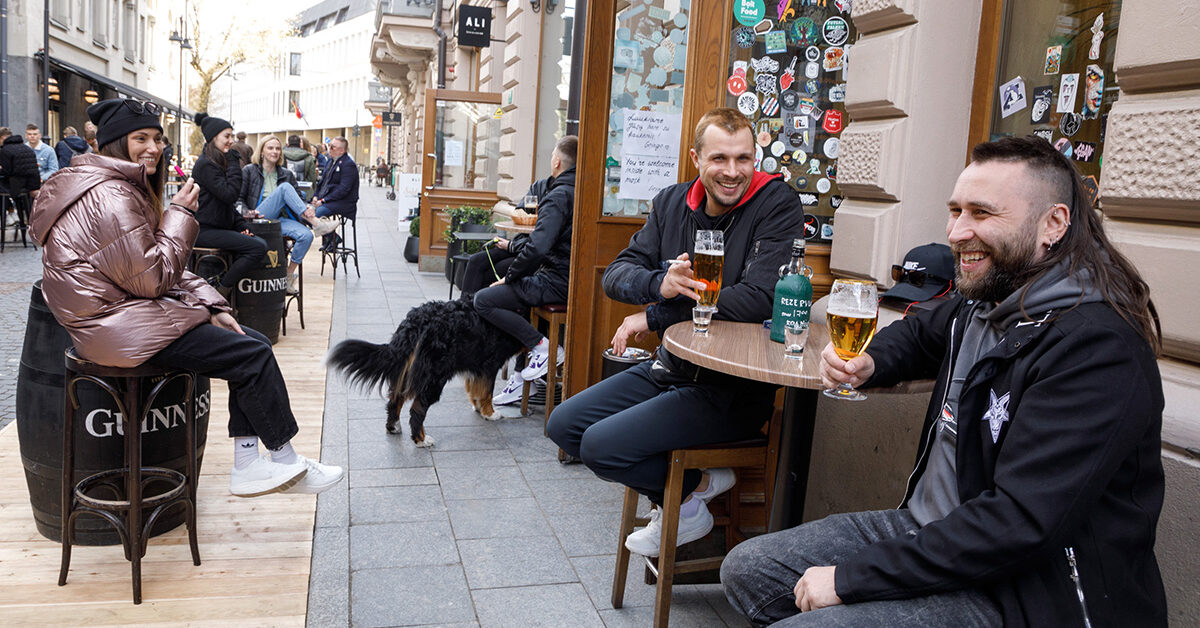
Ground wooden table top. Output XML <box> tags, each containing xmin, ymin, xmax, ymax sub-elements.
<box><xmin>494</xmin><ymin>220</ymin><xmax>535</xmax><ymax>234</ymax></box>
<box><xmin>663</xmin><ymin>320</ymin><xmax>825</xmax><ymax>389</ymax></box>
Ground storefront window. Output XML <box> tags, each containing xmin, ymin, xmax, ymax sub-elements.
<box><xmin>988</xmin><ymin>0</ymin><xmax>1120</xmax><ymax>204</ymax></box>
<box><xmin>602</xmin><ymin>0</ymin><xmax>690</xmax><ymax>217</ymax></box>
<box><xmin>534</xmin><ymin>0</ymin><xmax>575</xmax><ymax>178</ymax></box>
<box><xmin>432</xmin><ymin>99</ymin><xmax>501</xmax><ymax>190</ymax></box>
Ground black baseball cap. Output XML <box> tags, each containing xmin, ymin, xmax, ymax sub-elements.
<box><xmin>882</xmin><ymin>243</ymin><xmax>954</xmax><ymax>303</ymax></box>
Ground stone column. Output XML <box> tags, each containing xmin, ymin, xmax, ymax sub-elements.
<box><xmin>496</xmin><ymin>3</ymin><xmax>543</xmax><ymax>201</ymax></box>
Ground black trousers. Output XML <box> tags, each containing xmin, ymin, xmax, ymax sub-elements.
<box><xmin>473</xmin><ymin>283</ymin><xmax>543</xmax><ymax>348</ymax></box>
<box><xmin>461</xmin><ymin>248</ymin><xmax>516</xmax><ymax>299</ymax></box>
<box><xmin>194</xmin><ymin>227</ymin><xmax>267</xmax><ymax>289</ymax></box>
<box><xmin>147</xmin><ymin>323</ymin><xmax>299</xmax><ymax>450</ymax></box>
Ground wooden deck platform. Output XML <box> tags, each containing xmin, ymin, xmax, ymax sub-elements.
<box><xmin>0</xmin><ymin>252</ymin><xmax>334</xmax><ymax>626</ymax></box>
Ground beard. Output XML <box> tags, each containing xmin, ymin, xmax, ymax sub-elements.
<box><xmin>953</xmin><ymin>225</ymin><xmax>1039</xmax><ymax>303</ymax></box>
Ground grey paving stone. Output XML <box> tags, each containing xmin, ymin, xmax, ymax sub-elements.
<box><xmin>693</xmin><ymin>583</ymin><xmax>753</xmax><ymax>628</ymax></box>
<box><xmin>517</xmin><ymin>460</ymin><xmax>595</xmax><ymax>481</ymax></box>
<box><xmin>432</xmin><ymin>449</ymin><xmax>516</xmax><ymax>468</ymax></box>
<box><xmin>472</xmin><ymin>583</ymin><xmax>604</xmax><ymax>628</ymax></box>
<box><xmin>348</xmin><ymin>396</ymin><xmax>390</xmax><ymax>418</ymax></box>
<box><xmin>446</xmin><ymin>497</ymin><xmax>551</xmax><ymax>540</ymax></box>
<box><xmin>546</xmin><ymin>510</ymin><xmax>623</xmax><ymax>557</ymax></box>
<box><xmin>352</xmin><ymin>565</ymin><xmax>476</xmax><ymax>627</ymax></box>
<box><xmin>424</xmin><ymin>403</ymin><xmax>495</xmax><ymax>428</ymax></box>
<box><xmin>458</xmin><ymin>535</ymin><xmax>577</xmax><ymax>589</ymax></box>
<box><xmin>349</xmin><ymin>466</ymin><xmax>439</xmax><ymax>489</ymax></box>
<box><xmin>350</xmin><ymin>484</ymin><xmax>447</xmax><ymax>525</ymax></box>
<box><xmin>350</xmin><ymin>417</ymin><xmax>392</xmax><ymax>443</ymax></box>
<box><xmin>350</xmin><ymin>520</ymin><xmax>460</xmax><ymax>570</ymax></box>
<box><xmin>571</xmin><ymin>554</ymin><xmax>657</xmax><ymax>611</ymax></box>
<box><xmin>597</xmin><ymin>598</ymin><xmax>728</xmax><ymax>628</ymax></box>
<box><xmin>421</xmin><ymin>424</ymin><xmax>507</xmax><ymax>452</ymax></box>
<box><xmin>527</xmin><ymin>477</ymin><xmax>627</xmax><ymax>515</ymax></box>
<box><xmin>318</xmin><ymin>444</ymin><xmax>349</xmax><ymax>468</ymax></box>
<box><xmin>437</xmin><ymin>465</ymin><xmax>530</xmax><ymax>501</ymax></box>
<box><xmin>316</xmin><ymin>481</ymin><xmax>350</xmax><ymax>529</ymax></box>
<box><xmin>306</xmin><ymin>526</ymin><xmax>350</xmax><ymax>628</ymax></box>
<box><xmin>349</xmin><ymin>437</ymin><xmax>434</xmax><ymax>469</ymax></box>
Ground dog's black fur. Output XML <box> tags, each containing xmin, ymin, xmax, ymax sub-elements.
<box><xmin>327</xmin><ymin>299</ymin><xmax>524</xmax><ymax>447</ymax></box>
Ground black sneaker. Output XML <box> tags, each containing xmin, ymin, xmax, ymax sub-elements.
<box><xmin>321</xmin><ymin>232</ymin><xmax>342</xmax><ymax>254</ymax></box>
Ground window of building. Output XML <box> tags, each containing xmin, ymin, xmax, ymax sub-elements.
<box><xmin>289</xmin><ymin>52</ymin><xmax>301</xmax><ymax>76</ymax></box>
<box><xmin>978</xmin><ymin>0</ymin><xmax>1120</xmax><ymax>205</ymax></box>
<box><xmin>335</xmin><ymin>7</ymin><xmax>349</xmax><ymax>24</ymax></box>
<box><xmin>139</xmin><ymin>15</ymin><xmax>146</xmax><ymax>63</ymax></box>
<box><xmin>300</xmin><ymin>21</ymin><xmax>315</xmax><ymax>37</ymax></box>
<box><xmin>123</xmin><ymin>0</ymin><xmax>137</xmax><ymax>61</ymax></box>
<box><xmin>288</xmin><ymin>90</ymin><xmax>300</xmax><ymax>114</ymax></box>
<box><xmin>111</xmin><ymin>0</ymin><xmax>119</xmax><ymax>48</ymax></box>
<box><xmin>534</xmin><ymin>1</ymin><xmax>575</xmax><ymax>180</ymax></box>
<box><xmin>51</xmin><ymin>0</ymin><xmax>69</xmax><ymax>26</ymax></box>
<box><xmin>75</xmin><ymin>0</ymin><xmax>86</xmax><ymax>31</ymax></box>
<box><xmin>91</xmin><ymin>0</ymin><xmax>107</xmax><ymax>45</ymax></box>
<box><xmin>316</xmin><ymin>13</ymin><xmax>335</xmax><ymax>31</ymax></box>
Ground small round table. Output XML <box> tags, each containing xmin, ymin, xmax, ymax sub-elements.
<box><xmin>494</xmin><ymin>220</ymin><xmax>535</xmax><ymax>235</ymax></box>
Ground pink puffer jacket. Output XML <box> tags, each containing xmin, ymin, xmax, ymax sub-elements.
<box><xmin>29</xmin><ymin>153</ymin><xmax>230</xmax><ymax>367</ymax></box>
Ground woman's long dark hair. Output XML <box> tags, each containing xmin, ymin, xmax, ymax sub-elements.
<box><xmin>98</xmin><ymin>134</ymin><xmax>167</xmax><ymax>219</ymax></box>
<box><xmin>203</xmin><ymin>137</ymin><xmax>227</xmax><ymax>170</ymax></box>
<box><xmin>972</xmin><ymin>136</ymin><xmax>1161</xmax><ymax>353</ymax></box>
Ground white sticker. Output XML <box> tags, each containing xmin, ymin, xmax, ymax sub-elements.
<box><xmin>805</xmin><ymin>62</ymin><xmax>820</xmax><ymax>79</ymax></box>
<box><xmin>770</xmin><ymin>140</ymin><xmax>785</xmax><ymax>156</ymax></box>
<box><xmin>823</xmin><ymin>137</ymin><xmax>840</xmax><ymax>159</ymax></box>
<box><xmin>1057</xmin><ymin>73</ymin><xmax>1079</xmax><ymax>113</ymax></box>
<box><xmin>816</xmin><ymin>177</ymin><xmax>831</xmax><ymax>193</ymax></box>
<box><xmin>998</xmin><ymin>76</ymin><xmax>1027</xmax><ymax>119</ymax></box>
<box><xmin>737</xmin><ymin>92</ymin><xmax>759</xmax><ymax>116</ymax></box>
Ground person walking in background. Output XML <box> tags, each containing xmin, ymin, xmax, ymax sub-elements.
<box><xmin>310</xmin><ymin>136</ymin><xmax>359</xmax><ymax>251</ymax></box>
<box><xmin>190</xmin><ymin>112</ymin><xmax>266</xmax><ymax>298</ymax></box>
<box><xmin>239</xmin><ymin>135</ymin><xmax>338</xmax><ymax>294</ymax></box>
<box><xmin>30</xmin><ymin>98</ymin><xmax>342</xmax><ymax>497</ymax></box>
<box><xmin>232</xmin><ymin>131</ymin><xmax>253</xmax><ymax>166</ymax></box>
<box><xmin>0</xmin><ymin>127</ymin><xmax>42</xmax><ymax>198</ymax></box>
<box><xmin>55</xmin><ymin>127</ymin><xmax>91</xmax><ymax>169</ymax></box>
<box><xmin>83</xmin><ymin>121</ymin><xmax>99</xmax><ymax>152</ymax></box>
<box><xmin>26</xmin><ymin>124</ymin><xmax>59</xmax><ymax>181</ymax></box>
<box><xmin>282</xmin><ymin>135</ymin><xmax>318</xmax><ymax>199</ymax></box>
<box><xmin>314</xmin><ymin>142</ymin><xmax>330</xmax><ymax>173</ymax></box>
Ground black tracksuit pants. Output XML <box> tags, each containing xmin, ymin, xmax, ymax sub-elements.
<box><xmin>194</xmin><ymin>227</ymin><xmax>267</xmax><ymax>289</ymax></box>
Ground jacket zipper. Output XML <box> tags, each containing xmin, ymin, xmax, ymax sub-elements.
<box><xmin>899</xmin><ymin>317</ymin><xmax>957</xmax><ymax>507</ymax></box>
<box><xmin>1065</xmin><ymin>547</ymin><xmax>1094</xmax><ymax>628</ymax></box>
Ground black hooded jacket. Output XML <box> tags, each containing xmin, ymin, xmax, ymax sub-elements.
<box><xmin>505</xmin><ymin>168</ymin><xmax>575</xmax><ymax>290</ymax></box>
<box><xmin>56</xmin><ymin>135</ymin><xmax>91</xmax><ymax>169</ymax></box>
<box><xmin>192</xmin><ymin>148</ymin><xmax>248</xmax><ymax>232</ymax></box>
<box><xmin>838</xmin><ymin>294</ymin><xmax>1167</xmax><ymax>627</ymax></box>
<box><xmin>0</xmin><ymin>135</ymin><xmax>42</xmax><ymax>196</ymax></box>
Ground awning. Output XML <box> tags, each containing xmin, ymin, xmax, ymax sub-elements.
<box><xmin>36</xmin><ymin>52</ymin><xmax>196</xmax><ymax>120</ymax></box>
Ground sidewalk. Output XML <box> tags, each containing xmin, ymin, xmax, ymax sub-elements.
<box><xmin>308</xmin><ymin>184</ymin><xmax>748</xmax><ymax>627</ymax></box>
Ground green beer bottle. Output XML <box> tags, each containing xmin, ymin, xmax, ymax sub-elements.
<box><xmin>770</xmin><ymin>238</ymin><xmax>813</xmax><ymax>344</ymax></box>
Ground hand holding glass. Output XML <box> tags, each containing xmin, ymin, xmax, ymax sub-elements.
<box><xmin>823</xmin><ymin>280</ymin><xmax>878</xmax><ymax>401</ymax></box>
<box><xmin>692</xmin><ymin>230</ymin><xmax>724</xmax><ymax>334</ymax></box>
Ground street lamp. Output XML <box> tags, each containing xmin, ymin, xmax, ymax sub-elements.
<box><xmin>169</xmin><ymin>7</ymin><xmax>192</xmax><ymax>168</ymax></box>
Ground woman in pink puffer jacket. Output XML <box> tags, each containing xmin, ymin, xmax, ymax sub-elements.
<box><xmin>30</xmin><ymin>98</ymin><xmax>342</xmax><ymax>498</ymax></box>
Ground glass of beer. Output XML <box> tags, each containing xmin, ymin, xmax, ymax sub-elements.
<box><xmin>694</xmin><ymin>230</ymin><xmax>724</xmax><ymax>309</ymax></box>
<box><xmin>823</xmin><ymin>279</ymin><xmax>879</xmax><ymax>401</ymax></box>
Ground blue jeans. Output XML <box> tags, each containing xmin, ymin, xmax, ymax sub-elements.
<box><xmin>720</xmin><ymin>509</ymin><xmax>1002</xmax><ymax>627</ymax></box>
<box><xmin>254</xmin><ymin>184</ymin><xmax>313</xmax><ymax>264</ymax></box>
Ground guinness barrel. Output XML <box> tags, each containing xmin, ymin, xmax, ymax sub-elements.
<box><xmin>237</xmin><ymin>219</ymin><xmax>287</xmax><ymax>344</ymax></box>
<box><xmin>16</xmin><ymin>282</ymin><xmax>210</xmax><ymax>545</ymax></box>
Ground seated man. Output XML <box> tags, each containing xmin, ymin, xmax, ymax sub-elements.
<box><xmin>310</xmin><ymin>136</ymin><xmax>359</xmax><ymax>251</ymax></box>
<box><xmin>546</xmin><ymin>108</ymin><xmax>804</xmax><ymax>556</ymax></box>
<box><xmin>459</xmin><ymin>175</ymin><xmax>551</xmax><ymax>300</ymax></box>
<box><xmin>474</xmin><ymin>136</ymin><xmax>577</xmax><ymax>405</ymax></box>
<box><xmin>721</xmin><ymin>136</ymin><xmax>1166</xmax><ymax>627</ymax></box>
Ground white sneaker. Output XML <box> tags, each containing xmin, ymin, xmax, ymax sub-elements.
<box><xmin>285</xmin><ymin>455</ymin><xmax>344</xmax><ymax>493</ymax></box>
<box><xmin>692</xmin><ymin>468</ymin><xmax>736</xmax><ymax>502</ymax></box>
<box><xmin>311</xmin><ymin>216</ymin><xmax>339</xmax><ymax>236</ymax></box>
<box><xmin>229</xmin><ymin>456</ymin><xmax>308</xmax><ymax>497</ymax></box>
<box><xmin>624</xmin><ymin>501</ymin><xmax>714</xmax><ymax>557</ymax></box>
<box><xmin>286</xmin><ymin>273</ymin><xmax>299</xmax><ymax>295</ymax></box>
<box><xmin>493</xmin><ymin>371</ymin><xmax>524</xmax><ymax>406</ymax></box>
<box><xmin>519</xmin><ymin>344</ymin><xmax>564</xmax><ymax>381</ymax></box>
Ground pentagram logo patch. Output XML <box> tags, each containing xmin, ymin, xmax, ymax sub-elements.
<box><xmin>983</xmin><ymin>389</ymin><xmax>1011</xmax><ymax>444</ymax></box>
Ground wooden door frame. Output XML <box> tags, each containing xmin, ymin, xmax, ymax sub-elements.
<box><xmin>564</xmin><ymin>0</ymin><xmax>733</xmax><ymax>397</ymax></box>
<box><xmin>965</xmin><ymin>0</ymin><xmax>1006</xmax><ymax>159</ymax></box>
<box><xmin>419</xmin><ymin>88</ymin><xmax>503</xmax><ymax>269</ymax></box>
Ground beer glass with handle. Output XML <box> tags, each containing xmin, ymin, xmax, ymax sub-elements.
<box><xmin>692</xmin><ymin>230</ymin><xmax>724</xmax><ymax>333</ymax></box>
<box><xmin>823</xmin><ymin>279</ymin><xmax>878</xmax><ymax>401</ymax></box>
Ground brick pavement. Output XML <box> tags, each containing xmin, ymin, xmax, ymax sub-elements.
<box><xmin>0</xmin><ymin>234</ymin><xmax>44</xmax><ymax>430</ymax></box>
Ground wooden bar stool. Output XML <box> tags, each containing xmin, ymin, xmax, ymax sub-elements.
<box><xmin>282</xmin><ymin>237</ymin><xmax>305</xmax><ymax>334</ymax></box>
<box><xmin>612</xmin><ymin>409</ymin><xmax>783</xmax><ymax>628</ymax></box>
<box><xmin>59</xmin><ymin>348</ymin><xmax>202</xmax><ymax>604</ymax></box>
<box><xmin>189</xmin><ymin>247</ymin><xmax>236</xmax><ymax>310</ymax></box>
<box><xmin>521</xmin><ymin>304</ymin><xmax>568</xmax><ymax>425</ymax></box>
<box><xmin>320</xmin><ymin>215</ymin><xmax>360</xmax><ymax>279</ymax></box>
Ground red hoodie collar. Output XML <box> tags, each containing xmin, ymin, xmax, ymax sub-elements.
<box><xmin>685</xmin><ymin>171</ymin><xmax>780</xmax><ymax>213</ymax></box>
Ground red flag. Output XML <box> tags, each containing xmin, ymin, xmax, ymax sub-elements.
<box><xmin>292</xmin><ymin>99</ymin><xmax>303</xmax><ymax>120</ymax></box>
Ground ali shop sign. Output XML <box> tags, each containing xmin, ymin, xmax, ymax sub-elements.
<box><xmin>458</xmin><ymin>4</ymin><xmax>492</xmax><ymax>48</ymax></box>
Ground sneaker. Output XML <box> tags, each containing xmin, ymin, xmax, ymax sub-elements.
<box><xmin>519</xmin><ymin>344</ymin><xmax>564</xmax><ymax>381</ymax></box>
<box><xmin>285</xmin><ymin>455</ymin><xmax>344</xmax><ymax>493</ymax></box>
<box><xmin>624</xmin><ymin>501</ymin><xmax>715</xmax><ymax>557</ymax></box>
<box><xmin>493</xmin><ymin>371</ymin><xmax>524</xmax><ymax>406</ymax></box>
<box><xmin>286</xmin><ymin>273</ymin><xmax>299</xmax><ymax>295</ymax></box>
<box><xmin>229</xmin><ymin>456</ymin><xmax>308</xmax><ymax>497</ymax></box>
<box><xmin>311</xmin><ymin>216</ymin><xmax>339</xmax><ymax>236</ymax></box>
<box><xmin>691</xmin><ymin>468</ymin><xmax>736</xmax><ymax>502</ymax></box>
<box><xmin>320</xmin><ymin>232</ymin><xmax>342</xmax><ymax>254</ymax></box>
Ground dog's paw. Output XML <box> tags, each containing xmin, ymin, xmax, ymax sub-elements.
<box><xmin>414</xmin><ymin>435</ymin><xmax>436</xmax><ymax>448</ymax></box>
<box><xmin>479</xmin><ymin>410</ymin><xmax>502</xmax><ymax>421</ymax></box>
<box><xmin>386</xmin><ymin>423</ymin><xmax>402</xmax><ymax>434</ymax></box>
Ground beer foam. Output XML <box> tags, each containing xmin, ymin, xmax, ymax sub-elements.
<box><xmin>826</xmin><ymin>305</ymin><xmax>876</xmax><ymax>318</ymax></box>
<box><xmin>695</xmin><ymin>247</ymin><xmax>724</xmax><ymax>255</ymax></box>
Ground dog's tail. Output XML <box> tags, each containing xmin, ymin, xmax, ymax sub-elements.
<box><xmin>327</xmin><ymin>339</ymin><xmax>413</xmax><ymax>395</ymax></box>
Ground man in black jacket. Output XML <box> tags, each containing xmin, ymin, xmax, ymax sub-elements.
<box><xmin>547</xmin><ymin>109</ymin><xmax>805</xmax><ymax>557</ymax></box>
<box><xmin>1</xmin><ymin>127</ymin><xmax>43</xmax><ymax>241</ymax></box>
<box><xmin>55</xmin><ymin>126</ymin><xmax>91</xmax><ymax>168</ymax></box>
<box><xmin>459</xmin><ymin>175</ymin><xmax>551</xmax><ymax>299</ymax></box>
<box><xmin>721</xmin><ymin>136</ymin><xmax>1166</xmax><ymax>627</ymax></box>
<box><xmin>475</xmin><ymin>136</ymin><xmax>577</xmax><ymax>405</ymax></box>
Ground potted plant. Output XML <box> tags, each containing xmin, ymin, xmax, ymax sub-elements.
<box><xmin>443</xmin><ymin>205</ymin><xmax>493</xmax><ymax>282</ymax></box>
<box><xmin>403</xmin><ymin>215</ymin><xmax>420</xmax><ymax>263</ymax></box>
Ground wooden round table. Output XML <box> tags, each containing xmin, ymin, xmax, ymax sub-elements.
<box><xmin>494</xmin><ymin>220</ymin><xmax>535</xmax><ymax>235</ymax></box>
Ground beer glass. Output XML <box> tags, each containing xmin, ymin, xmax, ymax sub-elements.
<box><xmin>694</xmin><ymin>230</ymin><xmax>724</xmax><ymax>309</ymax></box>
<box><xmin>522</xmin><ymin>194</ymin><xmax>538</xmax><ymax>212</ymax></box>
<box><xmin>823</xmin><ymin>279</ymin><xmax>878</xmax><ymax>401</ymax></box>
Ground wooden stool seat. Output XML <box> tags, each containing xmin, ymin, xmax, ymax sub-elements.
<box><xmin>612</xmin><ymin>410</ymin><xmax>782</xmax><ymax>627</ymax></box>
<box><xmin>58</xmin><ymin>348</ymin><xmax>202</xmax><ymax>604</ymax></box>
<box><xmin>521</xmin><ymin>304</ymin><xmax>568</xmax><ymax>424</ymax></box>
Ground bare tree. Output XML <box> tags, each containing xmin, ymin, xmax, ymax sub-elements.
<box><xmin>186</xmin><ymin>1</ymin><xmax>294</xmax><ymax>153</ymax></box>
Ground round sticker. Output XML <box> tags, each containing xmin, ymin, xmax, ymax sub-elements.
<box><xmin>757</xmin><ymin>130</ymin><xmax>772</xmax><ymax>147</ymax></box>
<box><xmin>770</xmin><ymin>140</ymin><xmax>785</xmax><ymax>156</ymax></box>
<box><xmin>1060</xmin><ymin>112</ymin><xmax>1082</xmax><ymax>137</ymax></box>
<box><xmin>805</xmin><ymin>46</ymin><xmax>821</xmax><ymax>62</ymax></box>
<box><xmin>761</xmin><ymin>156</ymin><xmax>779</xmax><ymax>173</ymax></box>
<box><xmin>804</xmin><ymin>214</ymin><xmax>820</xmax><ymax>239</ymax></box>
<box><xmin>653</xmin><ymin>45</ymin><xmax>673</xmax><ymax>67</ymax></box>
<box><xmin>805</xmin><ymin>62</ymin><xmax>820</xmax><ymax>79</ymax></box>
<box><xmin>823</xmin><ymin>137</ymin><xmax>840</xmax><ymax>159</ymax></box>
<box><xmin>737</xmin><ymin>92</ymin><xmax>759</xmax><ymax>116</ymax></box>
<box><xmin>735</xmin><ymin>0</ymin><xmax>766</xmax><ymax>26</ymax></box>
<box><xmin>792</xmin><ymin>150</ymin><xmax>806</xmax><ymax>162</ymax></box>
<box><xmin>823</xmin><ymin>16</ymin><xmax>849</xmax><ymax>46</ymax></box>
<box><xmin>756</xmin><ymin>145</ymin><xmax>764</xmax><ymax>162</ymax></box>
<box><xmin>780</xmin><ymin>91</ymin><xmax>799</xmax><ymax>109</ymax></box>
<box><xmin>733</xmin><ymin>26</ymin><xmax>755</xmax><ymax>48</ymax></box>
<box><xmin>816</xmin><ymin>177</ymin><xmax>832</xmax><ymax>193</ymax></box>
<box><xmin>727</xmin><ymin>75</ymin><xmax>747</xmax><ymax>96</ymax></box>
<box><xmin>779</xmin><ymin>152</ymin><xmax>792</xmax><ymax>165</ymax></box>
<box><xmin>795</xmin><ymin>177</ymin><xmax>808</xmax><ymax>189</ymax></box>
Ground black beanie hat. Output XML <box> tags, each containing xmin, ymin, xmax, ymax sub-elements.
<box><xmin>195</xmin><ymin>112</ymin><xmax>232</xmax><ymax>144</ymax></box>
<box><xmin>87</xmin><ymin>99</ymin><xmax>163</xmax><ymax>149</ymax></box>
